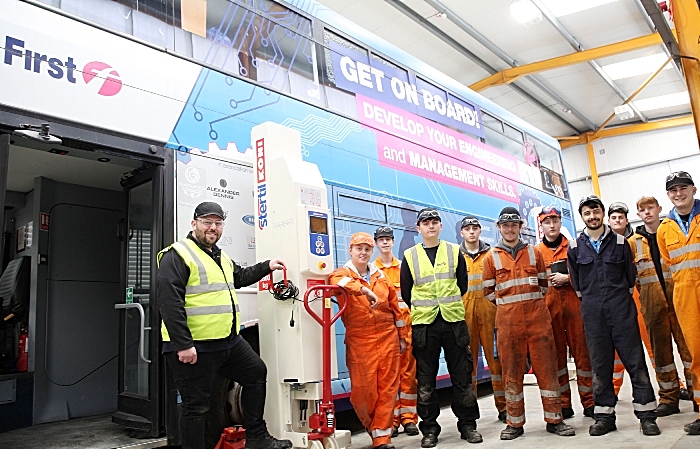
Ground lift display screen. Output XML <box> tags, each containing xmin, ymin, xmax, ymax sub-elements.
<box><xmin>309</xmin><ymin>216</ymin><xmax>328</xmax><ymax>235</ymax></box>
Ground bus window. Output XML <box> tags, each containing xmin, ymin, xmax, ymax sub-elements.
<box><xmin>337</xmin><ymin>194</ymin><xmax>387</xmax><ymax>222</ymax></box>
<box><xmin>322</xmin><ymin>30</ymin><xmax>370</xmax><ymax>119</ymax></box>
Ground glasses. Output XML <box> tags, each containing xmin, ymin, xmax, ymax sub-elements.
<box><xmin>197</xmin><ymin>219</ymin><xmax>225</xmax><ymax>228</ymax></box>
<box><xmin>375</xmin><ymin>226</ymin><xmax>393</xmax><ymax>233</ymax></box>
<box><xmin>666</xmin><ymin>171</ymin><xmax>693</xmax><ymax>183</ymax></box>
<box><xmin>498</xmin><ymin>213</ymin><xmax>521</xmax><ymax>221</ymax></box>
<box><xmin>540</xmin><ymin>206</ymin><xmax>561</xmax><ymax>216</ymax></box>
<box><xmin>608</xmin><ymin>202</ymin><xmax>629</xmax><ymax>214</ymax></box>
<box><xmin>461</xmin><ymin>218</ymin><xmax>481</xmax><ymax>227</ymax></box>
<box><xmin>417</xmin><ymin>210</ymin><xmax>441</xmax><ymax>222</ymax></box>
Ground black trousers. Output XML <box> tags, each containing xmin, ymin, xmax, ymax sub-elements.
<box><xmin>166</xmin><ymin>339</ymin><xmax>268</xmax><ymax>449</ymax></box>
<box><xmin>581</xmin><ymin>294</ymin><xmax>657</xmax><ymax>422</ymax></box>
<box><xmin>412</xmin><ymin>318</ymin><xmax>480</xmax><ymax>436</ymax></box>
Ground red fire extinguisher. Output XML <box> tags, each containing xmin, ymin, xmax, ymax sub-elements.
<box><xmin>17</xmin><ymin>325</ymin><xmax>28</xmax><ymax>373</ymax></box>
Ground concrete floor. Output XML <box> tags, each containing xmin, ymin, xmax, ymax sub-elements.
<box><xmin>350</xmin><ymin>376</ymin><xmax>699</xmax><ymax>449</ymax></box>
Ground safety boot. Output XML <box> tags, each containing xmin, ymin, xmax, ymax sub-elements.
<box><xmin>679</xmin><ymin>388</ymin><xmax>692</xmax><ymax>401</ymax></box>
<box><xmin>460</xmin><ymin>427</ymin><xmax>483</xmax><ymax>444</ymax></box>
<box><xmin>562</xmin><ymin>407</ymin><xmax>574</xmax><ymax>419</ymax></box>
<box><xmin>640</xmin><ymin>418</ymin><xmax>660</xmax><ymax>436</ymax></box>
<box><xmin>497</xmin><ymin>410</ymin><xmax>507</xmax><ymax>423</ymax></box>
<box><xmin>684</xmin><ymin>419</ymin><xmax>700</xmax><ymax>435</ymax></box>
<box><xmin>655</xmin><ymin>403</ymin><xmax>680</xmax><ymax>417</ymax></box>
<box><xmin>403</xmin><ymin>423</ymin><xmax>419</xmax><ymax>436</ymax></box>
<box><xmin>391</xmin><ymin>426</ymin><xmax>399</xmax><ymax>438</ymax></box>
<box><xmin>420</xmin><ymin>433</ymin><xmax>438</xmax><ymax>448</ymax></box>
<box><xmin>583</xmin><ymin>406</ymin><xmax>594</xmax><ymax>418</ymax></box>
<box><xmin>546</xmin><ymin>422</ymin><xmax>575</xmax><ymax>436</ymax></box>
<box><xmin>500</xmin><ymin>425</ymin><xmax>524</xmax><ymax>440</ymax></box>
<box><xmin>245</xmin><ymin>434</ymin><xmax>293</xmax><ymax>449</ymax></box>
<box><xmin>589</xmin><ymin>420</ymin><xmax>617</xmax><ymax>436</ymax></box>
<box><xmin>372</xmin><ymin>445</ymin><xmax>394</xmax><ymax>449</ymax></box>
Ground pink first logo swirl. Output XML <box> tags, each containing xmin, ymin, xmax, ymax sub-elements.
<box><xmin>82</xmin><ymin>61</ymin><xmax>122</xmax><ymax>96</ymax></box>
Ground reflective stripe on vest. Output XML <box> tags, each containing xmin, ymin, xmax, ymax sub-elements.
<box><xmin>634</xmin><ymin>235</ymin><xmax>672</xmax><ymax>287</ymax></box>
<box><xmin>405</xmin><ymin>242</ymin><xmax>464</xmax><ymax>324</ymax></box>
<box><xmin>158</xmin><ymin>239</ymin><xmax>240</xmax><ymax>341</ymax></box>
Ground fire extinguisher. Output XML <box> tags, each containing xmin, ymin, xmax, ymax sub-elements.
<box><xmin>17</xmin><ymin>324</ymin><xmax>28</xmax><ymax>373</ymax></box>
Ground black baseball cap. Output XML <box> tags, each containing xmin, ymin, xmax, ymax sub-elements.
<box><xmin>497</xmin><ymin>207</ymin><xmax>522</xmax><ymax>224</ymax></box>
<box><xmin>608</xmin><ymin>202</ymin><xmax>629</xmax><ymax>217</ymax></box>
<box><xmin>578</xmin><ymin>195</ymin><xmax>605</xmax><ymax>215</ymax></box>
<box><xmin>374</xmin><ymin>226</ymin><xmax>394</xmax><ymax>239</ymax></box>
<box><xmin>460</xmin><ymin>216</ymin><xmax>481</xmax><ymax>228</ymax></box>
<box><xmin>416</xmin><ymin>208</ymin><xmax>441</xmax><ymax>224</ymax></box>
<box><xmin>666</xmin><ymin>171</ymin><xmax>694</xmax><ymax>190</ymax></box>
<box><xmin>193</xmin><ymin>202</ymin><xmax>227</xmax><ymax>220</ymax></box>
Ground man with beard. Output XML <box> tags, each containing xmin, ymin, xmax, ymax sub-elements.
<box><xmin>158</xmin><ymin>202</ymin><xmax>291</xmax><ymax>449</ymax></box>
<box><xmin>568</xmin><ymin>196</ymin><xmax>659</xmax><ymax>436</ymax></box>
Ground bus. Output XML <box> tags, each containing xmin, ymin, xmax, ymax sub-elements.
<box><xmin>0</xmin><ymin>0</ymin><xmax>576</xmax><ymax>446</ymax></box>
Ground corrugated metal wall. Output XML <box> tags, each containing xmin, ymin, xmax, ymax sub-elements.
<box><xmin>562</xmin><ymin>125</ymin><xmax>700</xmax><ymax>231</ymax></box>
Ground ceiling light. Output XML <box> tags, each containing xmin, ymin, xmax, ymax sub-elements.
<box><xmin>539</xmin><ymin>0</ymin><xmax>618</xmax><ymax>17</ymax></box>
<box><xmin>634</xmin><ymin>92</ymin><xmax>690</xmax><ymax>112</ymax></box>
<box><xmin>562</xmin><ymin>108</ymin><xmax>572</xmax><ymax>114</ymax></box>
<box><xmin>601</xmin><ymin>53</ymin><xmax>672</xmax><ymax>80</ymax></box>
<box><xmin>511</xmin><ymin>0</ymin><xmax>542</xmax><ymax>26</ymax></box>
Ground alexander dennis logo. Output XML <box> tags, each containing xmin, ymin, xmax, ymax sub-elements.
<box><xmin>4</xmin><ymin>36</ymin><xmax>122</xmax><ymax>96</ymax></box>
<box><xmin>256</xmin><ymin>139</ymin><xmax>268</xmax><ymax>230</ymax></box>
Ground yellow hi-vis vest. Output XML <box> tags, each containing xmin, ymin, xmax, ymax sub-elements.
<box><xmin>158</xmin><ymin>238</ymin><xmax>240</xmax><ymax>341</ymax></box>
<box><xmin>404</xmin><ymin>241</ymin><xmax>464</xmax><ymax>324</ymax></box>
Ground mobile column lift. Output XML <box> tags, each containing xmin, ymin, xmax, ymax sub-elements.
<box><xmin>215</xmin><ymin>123</ymin><xmax>351</xmax><ymax>449</ymax></box>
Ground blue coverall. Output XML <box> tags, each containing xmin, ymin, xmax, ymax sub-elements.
<box><xmin>567</xmin><ymin>226</ymin><xmax>657</xmax><ymax>423</ymax></box>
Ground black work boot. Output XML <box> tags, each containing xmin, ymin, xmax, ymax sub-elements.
<box><xmin>372</xmin><ymin>445</ymin><xmax>395</xmax><ymax>449</ymax></box>
<box><xmin>546</xmin><ymin>422</ymin><xmax>575</xmax><ymax>436</ymax></box>
<box><xmin>655</xmin><ymin>403</ymin><xmax>680</xmax><ymax>417</ymax></box>
<box><xmin>640</xmin><ymin>418</ymin><xmax>660</xmax><ymax>436</ymax></box>
<box><xmin>403</xmin><ymin>422</ymin><xmax>419</xmax><ymax>436</ymax></box>
<box><xmin>391</xmin><ymin>426</ymin><xmax>399</xmax><ymax>438</ymax></box>
<box><xmin>684</xmin><ymin>419</ymin><xmax>700</xmax><ymax>435</ymax></box>
<box><xmin>500</xmin><ymin>425</ymin><xmax>524</xmax><ymax>440</ymax></box>
<box><xmin>679</xmin><ymin>388</ymin><xmax>692</xmax><ymax>401</ymax></box>
<box><xmin>562</xmin><ymin>407</ymin><xmax>574</xmax><ymax>419</ymax></box>
<box><xmin>583</xmin><ymin>406</ymin><xmax>594</xmax><ymax>418</ymax></box>
<box><xmin>498</xmin><ymin>410</ymin><xmax>507</xmax><ymax>423</ymax></box>
<box><xmin>460</xmin><ymin>427</ymin><xmax>483</xmax><ymax>444</ymax></box>
<box><xmin>589</xmin><ymin>420</ymin><xmax>617</xmax><ymax>436</ymax></box>
<box><xmin>245</xmin><ymin>433</ymin><xmax>293</xmax><ymax>449</ymax></box>
<box><xmin>420</xmin><ymin>433</ymin><xmax>438</xmax><ymax>448</ymax></box>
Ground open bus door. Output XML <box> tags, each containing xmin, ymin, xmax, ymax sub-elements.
<box><xmin>113</xmin><ymin>164</ymin><xmax>165</xmax><ymax>439</ymax></box>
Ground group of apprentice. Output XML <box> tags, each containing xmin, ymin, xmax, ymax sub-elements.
<box><xmin>329</xmin><ymin>170</ymin><xmax>700</xmax><ymax>448</ymax></box>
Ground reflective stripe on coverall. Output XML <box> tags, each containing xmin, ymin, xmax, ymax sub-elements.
<box><xmin>461</xmin><ymin>246</ymin><xmax>506</xmax><ymax>414</ymax></box>
<box><xmin>657</xmin><ymin>202</ymin><xmax>700</xmax><ymax>417</ymax></box>
<box><xmin>375</xmin><ymin>256</ymin><xmax>418</xmax><ymax>428</ymax></box>
<box><xmin>538</xmin><ymin>236</ymin><xmax>594</xmax><ymax>410</ymax></box>
<box><xmin>568</xmin><ymin>228</ymin><xmax>657</xmax><ymax>422</ymax></box>
<box><xmin>629</xmin><ymin>233</ymin><xmax>694</xmax><ymax>405</ymax></box>
<box><xmin>483</xmin><ymin>243</ymin><xmax>562</xmax><ymax>428</ymax></box>
<box><xmin>330</xmin><ymin>261</ymin><xmax>408</xmax><ymax>446</ymax></box>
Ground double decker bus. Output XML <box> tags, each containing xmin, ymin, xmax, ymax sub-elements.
<box><xmin>0</xmin><ymin>0</ymin><xmax>575</xmax><ymax>447</ymax></box>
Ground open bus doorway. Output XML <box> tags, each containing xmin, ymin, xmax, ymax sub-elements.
<box><xmin>0</xmin><ymin>133</ymin><xmax>168</xmax><ymax>448</ymax></box>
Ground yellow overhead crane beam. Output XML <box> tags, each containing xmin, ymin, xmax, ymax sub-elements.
<box><xmin>469</xmin><ymin>33</ymin><xmax>664</xmax><ymax>92</ymax></box>
<box><xmin>671</xmin><ymin>0</ymin><xmax>700</xmax><ymax>144</ymax></box>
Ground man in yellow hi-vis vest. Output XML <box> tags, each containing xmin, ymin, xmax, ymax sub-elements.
<box><xmin>400</xmin><ymin>208</ymin><xmax>481</xmax><ymax>447</ymax></box>
<box><xmin>158</xmin><ymin>202</ymin><xmax>289</xmax><ymax>449</ymax></box>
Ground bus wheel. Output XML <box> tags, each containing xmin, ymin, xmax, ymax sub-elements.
<box><xmin>206</xmin><ymin>376</ymin><xmax>244</xmax><ymax>447</ymax></box>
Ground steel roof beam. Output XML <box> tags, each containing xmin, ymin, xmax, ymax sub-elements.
<box><xmin>530</xmin><ymin>0</ymin><xmax>649</xmax><ymax>124</ymax></box>
<box><xmin>469</xmin><ymin>33</ymin><xmax>664</xmax><ymax>92</ymax></box>
<box><xmin>383</xmin><ymin>0</ymin><xmax>584</xmax><ymax>134</ymax></box>
<box><xmin>633</xmin><ymin>0</ymin><xmax>686</xmax><ymax>82</ymax></box>
<box><xmin>418</xmin><ymin>0</ymin><xmax>597</xmax><ymax>131</ymax></box>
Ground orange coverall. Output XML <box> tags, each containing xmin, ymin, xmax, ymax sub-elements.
<box><xmin>375</xmin><ymin>256</ymin><xmax>418</xmax><ymax>429</ymax></box>
<box><xmin>330</xmin><ymin>262</ymin><xmax>408</xmax><ymax>447</ymax></box>
<box><xmin>483</xmin><ymin>243</ymin><xmax>563</xmax><ymax>428</ymax></box>
<box><xmin>460</xmin><ymin>245</ymin><xmax>506</xmax><ymax>414</ymax></box>
<box><xmin>629</xmin><ymin>233</ymin><xmax>694</xmax><ymax>406</ymax></box>
<box><xmin>538</xmin><ymin>237</ymin><xmax>594</xmax><ymax>410</ymax></box>
<box><xmin>657</xmin><ymin>207</ymin><xmax>700</xmax><ymax>417</ymax></box>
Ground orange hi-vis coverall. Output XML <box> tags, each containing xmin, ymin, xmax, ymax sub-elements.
<box><xmin>375</xmin><ymin>256</ymin><xmax>418</xmax><ymax>429</ymax></box>
<box><xmin>330</xmin><ymin>261</ymin><xmax>409</xmax><ymax>447</ymax></box>
<box><xmin>612</xmin><ymin>290</ymin><xmax>655</xmax><ymax>396</ymax></box>
<box><xmin>483</xmin><ymin>241</ymin><xmax>563</xmax><ymax>428</ymax></box>
<box><xmin>657</xmin><ymin>199</ymin><xmax>700</xmax><ymax>417</ymax></box>
<box><xmin>538</xmin><ymin>236</ymin><xmax>594</xmax><ymax>410</ymax></box>
<box><xmin>459</xmin><ymin>240</ymin><xmax>506</xmax><ymax>414</ymax></box>
<box><xmin>630</xmin><ymin>231</ymin><xmax>694</xmax><ymax>406</ymax></box>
